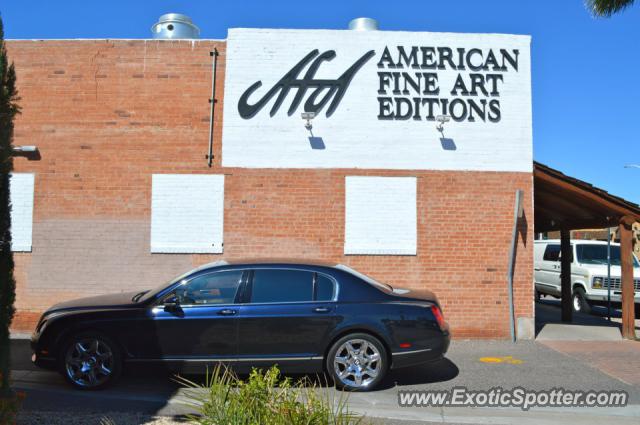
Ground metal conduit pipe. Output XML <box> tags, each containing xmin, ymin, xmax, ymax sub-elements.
<box><xmin>207</xmin><ymin>48</ymin><xmax>219</xmax><ymax>167</ymax></box>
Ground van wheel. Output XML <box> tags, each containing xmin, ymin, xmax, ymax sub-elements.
<box><xmin>327</xmin><ymin>333</ymin><xmax>388</xmax><ymax>391</ymax></box>
<box><xmin>572</xmin><ymin>288</ymin><xmax>592</xmax><ymax>314</ymax></box>
<box><xmin>59</xmin><ymin>332</ymin><xmax>122</xmax><ymax>390</ymax></box>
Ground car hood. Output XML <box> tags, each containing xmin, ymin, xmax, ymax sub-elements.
<box><xmin>45</xmin><ymin>291</ymin><xmax>144</xmax><ymax>314</ymax></box>
<box><xmin>582</xmin><ymin>264</ymin><xmax>640</xmax><ymax>277</ymax></box>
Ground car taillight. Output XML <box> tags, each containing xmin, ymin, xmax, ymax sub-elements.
<box><xmin>430</xmin><ymin>305</ymin><xmax>446</xmax><ymax>331</ymax></box>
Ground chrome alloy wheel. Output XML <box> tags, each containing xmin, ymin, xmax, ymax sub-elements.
<box><xmin>64</xmin><ymin>338</ymin><xmax>114</xmax><ymax>388</ymax></box>
<box><xmin>333</xmin><ymin>338</ymin><xmax>382</xmax><ymax>389</ymax></box>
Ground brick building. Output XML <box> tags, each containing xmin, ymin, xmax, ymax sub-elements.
<box><xmin>6</xmin><ymin>20</ymin><xmax>534</xmax><ymax>338</ymax></box>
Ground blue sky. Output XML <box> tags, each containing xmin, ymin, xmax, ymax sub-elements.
<box><xmin>2</xmin><ymin>1</ymin><xmax>639</xmax><ymax>203</ymax></box>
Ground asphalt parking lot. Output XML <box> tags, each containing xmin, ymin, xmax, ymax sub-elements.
<box><xmin>10</xmin><ymin>335</ymin><xmax>640</xmax><ymax>424</ymax></box>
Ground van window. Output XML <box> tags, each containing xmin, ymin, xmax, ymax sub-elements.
<box><xmin>577</xmin><ymin>244</ymin><xmax>640</xmax><ymax>267</ymax></box>
<box><xmin>543</xmin><ymin>245</ymin><xmax>561</xmax><ymax>262</ymax></box>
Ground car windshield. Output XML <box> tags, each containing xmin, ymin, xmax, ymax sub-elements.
<box><xmin>137</xmin><ymin>269</ymin><xmax>194</xmax><ymax>302</ymax></box>
<box><xmin>335</xmin><ymin>264</ymin><xmax>393</xmax><ymax>293</ymax></box>
<box><xmin>576</xmin><ymin>244</ymin><xmax>640</xmax><ymax>267</ymax></box>
<box><xmin>137</xmin><ymin>261</ymin><xmax>230</xmax><ymax>302</ymax></box>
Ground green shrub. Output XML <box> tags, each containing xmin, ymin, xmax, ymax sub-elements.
<box><xmin>177</xmin><ymin>366</ymin><xmax>365</xmax><ymax>425</ymax></box>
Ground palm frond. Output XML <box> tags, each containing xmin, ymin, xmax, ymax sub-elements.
<box><xmin>586</xmin><ymin>0</ymin><xmax>635</xmax><ymax>17</ymax></box>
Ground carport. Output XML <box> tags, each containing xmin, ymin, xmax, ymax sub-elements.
<box><xmin>534</xmin><ymin>162</ymin><xmax>640</xmax><ymax>339</ymax></box>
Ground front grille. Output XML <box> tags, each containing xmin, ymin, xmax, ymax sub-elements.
<box><xmin>598</xmin><ymin>276</ymin><xmax>640</xmax><ymax>291</ymax></box>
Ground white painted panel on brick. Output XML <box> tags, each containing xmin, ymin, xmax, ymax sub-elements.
<box><xmin>10</xmin><ymin>173</ymin><xmax>35</xmax><ymax>252</ymax></box>
<box><xmin>223</xmin><ymin>28</ymin><xmax>532</xmax><ymax>172</ymax></box>
<box><xmin>151</xmin><ymin>174</ymin><xmax>224</xmax><ymax>254</ymax></box>
<box><xmin>345</xmin><ymin>176</ymin><xmax>416</xmax><ymax>255</ymax></box>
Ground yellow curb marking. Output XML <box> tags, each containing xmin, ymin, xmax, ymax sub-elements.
<box><xmin>479</xmin><ymin>356</ymin><xmax>524</xmax><ymax>364</ymax></box>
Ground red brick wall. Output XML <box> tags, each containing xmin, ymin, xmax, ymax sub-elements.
<box><xmin>7</xmin><ymin>39</ymin><xmax>533</xmax><ymax>338</ymax></box>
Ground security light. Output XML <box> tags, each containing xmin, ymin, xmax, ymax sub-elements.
<box><xmin>301</xmin><ymin>112</ymin><xmax>316</xmax><ymax>131</ymax></box>
<box><xmin>13</xmin><ymin>146</ymin><xmax>38</xmax><ymax>153</ymax></box>
<box><xmin>435</xmin><ymin>115</ymin><xmax>450</xmax><ymax>132</ymax></box>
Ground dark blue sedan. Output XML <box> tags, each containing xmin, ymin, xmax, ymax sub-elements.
<box><xmin>31</xmin><ymin>260</ymin><xmax>450</xmax><ymax>391</ymax></box>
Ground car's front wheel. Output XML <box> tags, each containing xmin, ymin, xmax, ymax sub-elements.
<box><xmin>572</xmin><ymin>288</ymin><xmax>592</xmax><ymax>314</ymax></box>
<box><xmin>59</xmin><ymin>332</ymin><xmax>122</xmax><ymax>390</ymax></box>
<box><xmin>327</xmin><ymin>333</ymin><xmax>388</xmax><ymax>391</ymax></box>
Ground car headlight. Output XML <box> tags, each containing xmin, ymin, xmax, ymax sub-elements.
<box><xmin>592</xmin><ymin>277</ymin><xmax>603</xmax><ymax>289</ymax></box>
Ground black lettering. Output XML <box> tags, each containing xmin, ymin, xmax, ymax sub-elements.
<box><xmin>437</xmin><ymin>47</ymin><xmax>456</xmax><ymax>70</ymax></box>
<box><xmin>484</xmin><ymin>50</ymin><xmax>500</xmax><ymax>71</ymax></box>
<box><xmin>396</xmin><ymin>46</ymin><xmax>420</xmax><ymax>68</ymax></box>
<box><xmin>485</xmin><ymin>74</ymin><xmax>504</xmax><ymax>96</ymax></box>
<box><xmin>377</xmin><ymin>46</ymin><xmax>395</xmax><ymax>68</ymax></box>
<box><xmin>402</xmin><ymin>72</ymin><xmax>421</xmax><ymax>94</ymax></box>
<box><xmin>422</xmin><ymin>98</ymin><xmax>440</xmax><ymax>120</ymax></box>
<box><xmin>467</xmin><ymin>99</ymin><xmax>487</xmax><ymax>122</ymax></box>
<box><xmin>440</xmin><ymin>98</ymin><xmax>449</xmax><ymax>116</ymax></box>
<box><xmin>420</xmin><ymin>47</ymin><xmax>437</xmax><ymax>69</ymax></box>
<box><xmin>392</xmin><ymin>72</ymin><xmax>401</xmax><ymax>95</ymax></box>
<box><xmin>469</xmin><ymin>74</ymin><xmax>489</xmax><ymax>96</ymax></box>
<box><xmin>378</xmin><ymin>72</ymin><xmax>393</xmax><ymax>94</ymax></box>
<box><xmin>456</xmin><ymin>48</ymin><xmax>466</xmax><ymax>70</ymax></box>
<box><xmin>449</xmin><ymin>98</ymin><xmax>468</xmax><ymax>122</ymax></box>
<box><xmin>378</xmin><ymin>97</ymin><xmax>394</xmax><ymax>119</ymax></box>
<box><xmin>412</xmin><ymin>98</ymin><xmax>422</xmax><ymax>120</ymax></box>
<box><xmin>395</xmin><ymin>97</ymin><xmax>413</xmax><ymax>120</ymax></box>
<box><xmin>450</xmin><ymin>74</ymin><xmax>470</xmax><ymax>95</ymax></box>
<box><xmin>423</xmin><ymin>73</ymin><xmax>439</xmax><ymax>95</ymax></box>
<box><xmin>466</xmin><ymin>48</ymin><xmax>484</xmax><ymax>71</ymax></box>
<box><xmin>488</xmin><ymin>99</ymin><xmax>501</xmax><ymax>122</ymax></box>
<box><xmin>500</xmin><ymin>49</ymin><xmax>519</xmax><ymax>71</ymax></box>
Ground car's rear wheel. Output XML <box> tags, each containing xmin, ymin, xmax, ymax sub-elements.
<box><xmin>572</xmin><ymin>288</ymin><xmax>592</xmax><ymax>314</ymax></box>
<box><xmin>327</xmin><ymin>333</ymin><xmax>387</xmax><ymax>391</ymax></box>
<box><xmin>59</xmin><ymin>332</ymin><xmax>121</xmax><ymax>390</ymax></box>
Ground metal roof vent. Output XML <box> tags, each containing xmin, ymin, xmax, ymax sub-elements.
<box><xmin>348</xmin><ymin>17</ymin><xmax>379</xmax><ymax>31</ymax></box>
<box><xmin>151</xmin><ymin>13</ymin><xmax>200</xmax><ymax>39</ymax></box>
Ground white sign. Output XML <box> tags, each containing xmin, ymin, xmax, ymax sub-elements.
<box><xmin>150</xmin><ymin>174</ymin><xmax>225</xmax><ymax>254</ymax></box>
<box><xmin>10</xmin><ymin>173</ymin><xmax>35</xmax><ymax>252</ymax></box>
<box><xmin>345</xmin><ymin>176</ymin><xmax>417</xmax><ymax>255</ymax></box>
<box><xmin>222</xmin><ymin>28</ymin><xmax>532</xmax><ymax>171</ymax></box>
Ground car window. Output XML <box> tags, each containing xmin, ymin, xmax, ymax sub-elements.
<box><xmin>315</xmin><ymin>274</ymin><xmax>335</xmax><ymax>301</ymax></box>
<box><xmin>250</xmin><ymin>269</ymin><xmax>314</xmax><ymax>303</ymax></box>
<box><xmin>335</xmin><ymin>264</ymin><xmax>393</xmax><ymax>293</ymax></box>
<box><xmin>175</xmin><ymin>271</ymin><xmax>243</xmax><ymax>306</ymax></box>
<box><xmin>543</xmin><ymin>245</ymin><xmax>560</xmax><ymax>262</ymax></box>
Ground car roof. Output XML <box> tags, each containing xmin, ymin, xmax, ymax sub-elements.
<box><xmin>193</xmin><ymin>258</ymin><xmax>339</xmax><ymax>272</ymax></box>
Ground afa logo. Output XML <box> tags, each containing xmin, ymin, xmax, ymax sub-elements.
<box><xmin>238</xmin><ymin>49</ymin><xmax>375</xmax><ymax>119</ymax></box>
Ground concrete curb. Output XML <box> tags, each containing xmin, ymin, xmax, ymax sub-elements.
<box><xmin>10</xmin><ymin>333</ymin><xmax>32</xmax><ymax>340</ymax></box>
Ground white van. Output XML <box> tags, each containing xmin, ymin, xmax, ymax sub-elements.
<box><xmin>534</xmin><ymin>239</ymin><xmax>640</xmax><ymax>314</ymax></box>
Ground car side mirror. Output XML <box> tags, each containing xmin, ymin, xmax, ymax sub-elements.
<box><xmin>163</xmin><ymin>295</ymin><xmax>181</xmax><ymax>312</ymax></box>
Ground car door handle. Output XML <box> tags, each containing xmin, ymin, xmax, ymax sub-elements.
<box><xmin>313</xmin><ymin>307</ymin><xmax>331</xmax><ymax>313</ymax></box>
<box><xmin>217</xmin><ymin>309</ymin><xmax>237</xmax><ymax>316</ymax></box>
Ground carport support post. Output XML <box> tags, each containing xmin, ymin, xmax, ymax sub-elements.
<box><xmin>560</xmin><ymin>229</ymin><xmax>573</xmax><ymax>322</ymax></box>
<box><xmin>619</xmin><ymin>217</ymin><xmax>636</xmax><ymax>340</ymax></box>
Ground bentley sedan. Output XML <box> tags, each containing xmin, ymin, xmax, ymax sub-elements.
<box><xmin>31</xmin><ymin>260</ymin><xmax>450</xmax><ymax>391</ymax></box>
